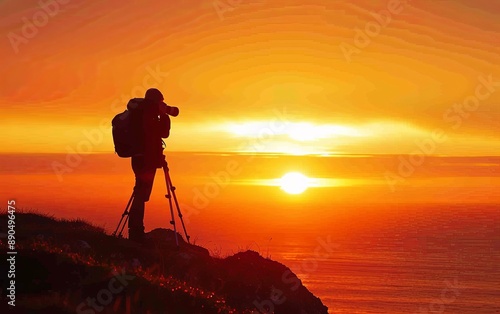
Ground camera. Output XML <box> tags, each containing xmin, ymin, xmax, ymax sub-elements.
<box><xmin>163</xmin><ymin>103</ymin><xmax>179</xmax><ymax>117</ymax></box>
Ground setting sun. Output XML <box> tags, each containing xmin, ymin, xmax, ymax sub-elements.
<box><xmin>280</xmin><ymin>172</ymin><xmax>310</xmax><ymax>194</ymax></box>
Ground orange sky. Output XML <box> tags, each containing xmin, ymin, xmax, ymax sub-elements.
<box><xmin>1</xmin><ymin>0</ymin><xmax>499</xmax><ymax>155</ymax></box>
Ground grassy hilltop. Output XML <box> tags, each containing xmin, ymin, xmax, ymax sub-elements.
<box><xmin>0</xmin><ymin>212</ymin><xmax>328</xmax><ymax>314</ymax></box>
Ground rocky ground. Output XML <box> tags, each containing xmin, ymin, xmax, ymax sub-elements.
<box><xmin>0</xmin><ymin>213</ymin><xmax>328</xmax><ymax>314</ymax></box>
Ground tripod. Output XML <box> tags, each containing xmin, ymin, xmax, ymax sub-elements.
<box><xmin>113</xmin><ymin>157</ymin><xmax>190</xmax><ymax>247</ymax></box>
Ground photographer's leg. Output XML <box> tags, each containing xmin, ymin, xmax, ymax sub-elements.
<box><xmin>129</xmin><ymin>157</ymin><xmax>149</xmax><ymax>241</ymax></box>
<box><xmin>129</xmin><ymin>196</ymin><xmax>145</xmax><ymax>241</ymax></box>
<box><xmin>129</xmin><ymin>156</ymin><xmax>158</xmax><ymax>242</ymax></box>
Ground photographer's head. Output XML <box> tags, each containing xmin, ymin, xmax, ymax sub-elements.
<box><xmin>145</xmin><ymin>88</ymin><xmax>179</xmax><ymax>117</ymax></box>
<box><xmin>145</xmin><ymin>88</ymin><xmax>164</xmax><ymax>103</ymax></box>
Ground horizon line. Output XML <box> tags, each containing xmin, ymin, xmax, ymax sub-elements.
<box><xmin>1</xmin><ymin>151</ymin><xmax>500</xmax><ymax>158</ymax></box>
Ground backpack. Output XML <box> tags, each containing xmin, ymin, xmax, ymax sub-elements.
<box><xmin>112</xmin><ymin>98</ymin><xmax>170</xmax><ymax>158</ymax></box>
<box><xmin>112</xmin><ymin>106</ymin><xmax>140</xmax><ymax>158</ymax></box>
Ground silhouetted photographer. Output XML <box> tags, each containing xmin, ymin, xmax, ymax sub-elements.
<box><xmin>112</xmin><ymin>88</ymin><xmax>189</xmax><ymax>245</ymax></box>
<box><xmin>112</xmin><ymin>88</ymin><xmax>179</xmax><ymax>242</ymax></box>
<box><xmin>130</xmin><ymin>88</ymin><xmax>177</xmax><ymax>242</ymax></box>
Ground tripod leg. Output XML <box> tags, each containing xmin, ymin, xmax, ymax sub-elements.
<box><xmin>164</xmin><ymin>167</ymin><xmax>190</xmax><ymax>244</ymax></box>
<box><xmin>119</xmin><ymin>211</ymin><xmax>130</xmax><ymax>238</ymax></box>
<box><xmin>163</xmin><ymin>164</ymin><xmax>179</xmax><ymax>247</ymax></box>
<box><xmin>113</xmin><ymin>190</ymin><xmax>134</xmax><ymax>238</ymax></box>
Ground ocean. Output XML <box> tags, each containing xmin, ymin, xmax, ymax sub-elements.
<box><xmin>1</xmin><ymin>153</ymin><xmax>499</xmax><ymax>313</ymax></box>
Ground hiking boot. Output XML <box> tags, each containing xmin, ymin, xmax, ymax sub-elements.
<box><xmin>128</xmin><ymin>228</ymin><xmax>145</xmax><ymax>243</ymax></box>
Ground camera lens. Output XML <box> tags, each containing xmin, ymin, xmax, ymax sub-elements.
<box><xmin>168</xmin><ymin>106</ymin><xmax>179</xmax><ymax>117</ymax></box>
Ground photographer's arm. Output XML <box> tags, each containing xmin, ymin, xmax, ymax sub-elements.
<box><xmin>159</xmin><ymin>114</ymin><xmax>171</xmax><ymax>138</ymax></box>
<box><xmin>159</xmin><ymin>102</ymin><xmax>168</xmax><ymax>115</ymax></box>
